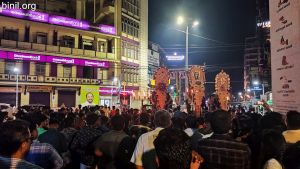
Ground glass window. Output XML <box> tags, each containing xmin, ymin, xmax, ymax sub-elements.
<box><xmin>35</xmin><ymin>63</ymin><xmax>46</xmax><ymax>76</ymax></box>
<box><xmin>3</xmin><ymin>29</ymin><xmax>18</xmax><ymax>41</ymax></box>
<box><xmin>5</xmin><ymin>62</ymin><xmax>16</xmax><ymax>74</ymax></box>
<box><xmin>63</xmin><ymin>66</ymin><xmax>72</xmax><ymax>78</ymax></box>
<box><xmin>60</xmin><ymin>36</ymin><xmax>75</xmax><ymax>48</ymax></box>
<box><xmin>36</xmin><ymin>32</ymin><xmax>47</xmax><ymax>44</ymax></box>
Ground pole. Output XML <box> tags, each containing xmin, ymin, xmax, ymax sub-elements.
<box><xmin>185</xmin><ymin>26</ymin><xmax>189</xmax><ymax>100</ymax></box>
<box><xmin>16</xmin><ymin>72</ymin><xmax>18</xmax><ymax>108</ymax></box>
<box><xmin>262</xmin><ymin>84</ymin><xmax>265</xmax><ymax>95</ymax></box>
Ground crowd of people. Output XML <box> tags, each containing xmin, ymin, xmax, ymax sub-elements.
<box><xmin>0</xmin><ymin>104</ymin><xmax>300</xmax><ymax>169</ymax></box>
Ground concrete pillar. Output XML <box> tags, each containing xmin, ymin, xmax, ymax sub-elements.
<box><xmin>57</xmin><ymin>64</ymin><xmax>63</xmax><ymax>77</ymax></box>
<box><xmin>0</xmin><ymin>59</ymin><xmax>5</xmax><ymax>74</ymax></box>
<box><xmin>29</xmin><ymin>62</ymin><xmax>35</xmax><ymax>75</ymax></box>
<box><xmin>51</xmin><ymin>90</ymin><xmax>58</xmax><ymax>108</ymax></box>
<box><xmin>45</xmin><ymin>63</ymin><xmax>50</xmax><ymax>76</ymax></box>
<box><xmin>72</xmin><ymin>66</ymin><xmax>77</xmax><ymax>78</ymax></box>
<box><xmin>20</xmin><ymin>89</ymin><xmax>29</xmax><ymax>106</ymax></box>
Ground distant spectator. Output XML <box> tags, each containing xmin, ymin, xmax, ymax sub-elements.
<box><xmin>32</xmin><ymin>113</ymin><xmax>49</xmax><ymax>136</ymax></box>
<box><xmin>21</xmin><ymin>114</ymin><xmax>63</xmax><ymax>169</ymax></box>
<box><xmin>0</xmin><ymin>120</ymin><xmax>42</xmax><ymax>168</ymax></box>
<box><xmin>38</xmin><ymin>115</ymin><xmax>68</xmax><ymax>155</ymax></box>
<box><xmin>61</xmin><ymin>114</ymin><xmax>78</xmax><ymax>146</ymax></box>
<box><xmin>283</xmin><ymin>111</ymin><xmax>300</xmax><ymax>144</ymax></box>
<box><xmin>70</xmin><ymin>113</ymin><xmax>102</xmax><ymax>169</ymax></box>
<box><xmin>131</xmin><ymin>110</ymin><xmax>172</xmax><ymax>169</ymax></box>
<box><xmin>260</xmin><ymin>130</ymin><xmax>286</xmax><ymax>169</ymax></box>
<box><xmin>129</xmin><ymin>113</ymin><xmax>152</xmax><ymax>143</ymax></box>
<box><xmin>197</xmin><ymin>110</ymin><xmax>251</xmax><ymax>169</ymax></box>
<box><xmin>98</xmin><ymin>115</ymin><xmax>110</xmax><ymax>133</ymax></box>
<box><xmin>154</xmin><ymin>128</ymin><xmax>203</xmax><ymax>169</ymax></box>
<box><xmin>94</xmin><ymin>115</ymin><xmax>135</xmax><ymax>169</ymax></box>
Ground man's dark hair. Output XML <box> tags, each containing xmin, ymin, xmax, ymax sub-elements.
<box><xmin>260</xmin><ymin>112</ymin><xmax>286</xmax><ymax>132</ymax></box>
<box><xmin>18</xmin><ymin>114</ymin><xmax>37</xmax><ymax>132</ymax></box>
<box><xmin>86</xmin><ymin>113</ymin><xmax>99</xmax><ymax>126</ymax></box>
<box><xmin>32</xmin><ymin>113</ymin><xmax>48</xmax><ymax>126</ymax></box>
<box><xmin>0</xmin><ymin>120</ymin><xmax>30</xmax><ymax>156</ymax></box>
<box><xmin>186</xmin><ymin>115</ymin><xmax>197</xmax><ymax>129</ymax></box>
<box><xmin>154</xmin><ymin>110</ymin><xmax>171</xmax><ymax>128</ymax></box>
<box><xmin>210</xmin><ymin>110</ymin><xmax>231</xmax><ymax>134</ymax></box>
<box><xmin>260</xmin><ymin>130</ymin><xmax>286</xmax><ymax>168</ymax></box>
<box><xmin>172</xmin><ymin>117</ymin><xmax>186</xmax><ymax>130</ymax></box>
<box><xmin>283</xmin><ymin>141</ymin><xmax>300</xmax><ymax>169</ymax></box>
<box><xmin>286</xmin><ymin>111</ymin><xmax>300</xmax><ymax>130</ymax></box>
<box><xmin>110</xmin><ymin>115</ymin><xmax>125</xmax><ymax>131</ymax></box>
<box><xmin>154</xmin><ymin>128</ymin><xmax>192</xmax><ymax>169</ymax></box>
<box><xmin>140</xmin><ymin>113</ymin><xmax>150</xmax><ymax>126</ymax></box>
<box><xmin>100</xmin><ymin>115</ymin><xmax>109</xmax><ymax>125</ymax></box>
<box><xmin>63</xmin><ymin>115</ymin><xmax>75</xmax><ymax>128</ymax></box>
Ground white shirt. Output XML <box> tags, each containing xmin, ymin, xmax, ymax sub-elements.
<box><xmin>130</xmin><ymin>127</ymin><xmax>163</xmax><ymax>167</ymax></box>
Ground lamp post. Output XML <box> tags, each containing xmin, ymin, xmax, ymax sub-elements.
<box><xmin>13</xmin><ymin>67</ymin><xmax>19</xmax><ymax>108</ymax></box>
<box><xmin>177</xmin><ymin>16</ymin><xmax>199</xmax><ymax>100</ymax></box>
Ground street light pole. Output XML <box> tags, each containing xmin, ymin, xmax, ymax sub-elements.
<box><xmin>185</xmin><ymin>25</ymin><xmax>189</xmax><ymax>98</ymax></box>
<box><xmin>13</xmin><ymin>68</ymin><xmax>19</xmax><ymax>108</ymax></box>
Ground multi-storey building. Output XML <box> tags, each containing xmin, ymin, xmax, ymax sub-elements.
<box><xmin>0</xmin><ymin>0</ymin><xmax>148</xmax><ymax>108</ymax></box>
<box><xmin>244</xmin><ymin>0</ymin><xmax>270</xmax><ymax>97</ymax></box>
<box><xmin>148</xmin><ymin>41</ymin><xmax>160</xmax><ymax>81</ymax></box>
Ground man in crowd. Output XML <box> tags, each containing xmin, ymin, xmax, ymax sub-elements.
<box><xmin>32</xmin><ymin>113</ymin><xmax>49</xmax><ymax>136</ymax></box>
<box><xmin>197</xmin><ymin>110</ymin><xmax>251</xmax><ymax>169</ymax></box>
<box><xmin>94</xmin><ymin>115</ymin><xmax>135</xmax><ymax>169</ymax></box>
<box><xmin>131</xmin><ymin>110</ymin><xmax>172</xmax><ymax>169</ymax></box>
<box><xmin>38</xmin><ymin>115</ymin><xmax>68</xmax><ymax>155</ymax></box>
<box><xmin>21</xmin><ymin>114</ymin><xmax>64</xmax><ymax>169</ymax></box>
<box><xmin>283</xmin><ymin>111</ymin><xmax>300</xmax><ymax>144</ymax></box>
<box><xmin>70</xmin><ymin>113</ymin><xmax>102</xmax><ymax>169</ymax></box>
<box><xmin>0</xmin><ymin>120</ymin><xmax>42</xmax><ymax>168</ymax></box>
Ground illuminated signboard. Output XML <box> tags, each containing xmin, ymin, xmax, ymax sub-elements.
<box><xmin>166</xmin><ymin>55</ymin><xmax>185</xmax><ymax>61</ymax></box>
<box><xmin>0</xmin><ymin>8</ymin><xmax>115</xmax><ymax>34</ymax></box>
<box><xmin>257</xmin><ymin>21</ymin><xmax>271</xmax><ymax>28</ymax></box>
<box><xmin>1</xmin><ymin>50</ymin><xmax>109</xmax><ymax>68</ymax></box>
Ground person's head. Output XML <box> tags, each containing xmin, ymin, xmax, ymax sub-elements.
<box><xmin>64</xmin><ymin>115</ymin><xmax>76</xmax><ymax>128</ymax></box>
<box><xmin>260</xmin><ymin>130</ymin><xmax>286</xmax><ymax>167</ymax></box>
<box><xmin>0</xmin><ymin>120</ymin><xmax>32</xmax><ymax>158</ymax></box>
<box><xmin>112</xmin><ymin>106</ymin><xmax>115</xmax><ymax>110</ymax></box>
<box><xmin>286</xmin><ymin>111</ymin><xmax>300</xmax><ymax>130</ymax></box>
<box><xmin>49</xmin><ymin>118</ymin><xmax>60</xmax><ymax>129</ymax></box>
<box><xmin>172</xmin><ymin>117</ymin><xmax>186</xmax><ymax>130</ymax></box>
<box><xmin>154</xmin><ymin>128</ymin><xmax>192</xmax><ymax>169</ymax></box>
<box><xmin>110</xmin><ymin>115</ymin><xmax>125</xmax><ymax>131</ymax></box>
<box><xmin>260</xmin><ymin>112</ymin><xmax>286</xmax><ymax>132</ymax></box>
<box><xmin>186</xmin><ymin>115</ymin><xmax>197</xmax><ymax>129</ymax></box>
<box><xmin>154</xmin><ymin>110</ymin><xmax>172</xmax><ymax>128</ymax></box>
<box><xmin>32</xmin><ymin>113</ymin><xmax>49</xmax><ymax>129</ymax></box>
<box><xmin>86</xmin><ymin>113</ymin><xmax>100</xmax><ymax>127</ymax></box>
<box><xmin>116</xmin><ymin>108</ymin><xmax>120</xmax><ymax>114</ymax></box>
<box><xmin>86</xmin><ymin>92</ymin><xmax>94</xmax><ymax>104</ymax></box>
<box><xmin>140</xmin><ymin>113</ymin><xmax>150</xmax><ymax>126</ymax></box>
<box><xmin>19</xmin><ymin>114</ymin><xmax>38</xmax><ymax>140</ymax></box>
<box><xmin>210</xmin><ymin>110</ymin><xmax>231</xmax><ymax>134</ymax></box>
<box><xmin>283</xmin><ymin>141</ymin><xmax>300</xmax><ymax>169</ymax></box>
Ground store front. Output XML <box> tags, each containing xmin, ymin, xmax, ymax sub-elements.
<box><xmin>27</xmin><ymin>86</ymin><xmax>52</xmax><ymax>106</ymax></box>
<box><xmin>58</xmin><ymin>90</ymin><xmax>76</xmax><ymax>107</ymax></box>
<box><xmin>0</xmin><ymin>87</ymin><xmax>21</xmax><ymax>105</ymax></box>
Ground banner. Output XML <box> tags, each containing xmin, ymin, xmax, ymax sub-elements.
<box><xmin>80</xmin><ymin>85</ymin><xmax>99</xmax><ymax>107</ymax></box>
<box><xmin>270</xmin><ymin>0</ymin><xmax>300</xmax><ymax>112</ymax></box>
<box><xmin>215</xmin><ymin>70</ymin><xmax>230</xmax><ymax>111</ymax></box>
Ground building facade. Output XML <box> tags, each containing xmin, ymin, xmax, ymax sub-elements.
<box><xmin>244</xmin><ymin>0</ymin><xmax>270</xmax><ymax>97</ymax></box>
<box><xmin>0</xmin><ymin>0</ymin><xmax>148</xmax><ymax>108</ymax></box>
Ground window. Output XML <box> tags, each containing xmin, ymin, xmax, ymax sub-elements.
<box><xmin>83</xmin><ymin>39</ymin><xmax>94</xmax><ymax>50</ymax></box>
<box><xmin>3</xmin><ymin>28</ymin><xmax>18</xmax><ymax>41</ymax></box>
<box><xmin>5</xmin><ymin>62</ymin><xmax>16</xmax><ymax>74</ymax></box>
<box><xmin>83</xmin><ymin>66</ymin><xmax>93</xmax><ymax>79</ymax></box>
<box><xmin>63</xmin><ymin>66</ymin><xmax>72</xmax><ymax>78</ymax></box>
<box><xmin>60</xmin><ymin>36</ymin><xmax>75</xmax><ymax>48</ymax></box>
<box><xmin>98</xmin><ymin>41</ymin><xmax>106</xmax><ymax>52</ymax></box>
<box><xmin>36</xmin><ymin>32</ymin><xmax>47</xmax><ymax>44</ymax></box>
<box><xmin>35</xmin><ymin>63</ymin><xmax>46</xmax><ymax>76</ymax></box>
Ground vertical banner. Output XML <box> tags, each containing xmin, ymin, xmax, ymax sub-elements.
<box><xmin>151</xmin><ymin>67</ymin><xmax>170</xmax><ymax>110</ymax></box>
<box><xmin>188</xmin><ymin>66</ymin><xmax>206</xmax><ymax>116</ymax></box>
<box><xmin>270</xmin><ymin>0</ymin><xmax>300</xmax><ymax>113</ymax></box>
<box><xmin>80</xmin><ymin>85</ymin><xmax>100</xmax><ymax>107</ymax></box>
<box><xmin>215</xmin><ymin>70</ymin><xmax>231</xmax><ymax>111</ymax></box>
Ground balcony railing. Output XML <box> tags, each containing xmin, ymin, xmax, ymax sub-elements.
<box><xmin>0</xmin><ymin>39</ymin><xmax>116</xmax><ymax>60</ymax></box>
<box><xmin>0</xmin><ymin>74</ymin><xmax>102</xmax><ymax>85</ymax></box>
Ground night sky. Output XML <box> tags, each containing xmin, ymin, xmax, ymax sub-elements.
<box><xmin>149</xmin><ymin>0</ymin><xmax>257</xmax><ymax>95</ymax></box>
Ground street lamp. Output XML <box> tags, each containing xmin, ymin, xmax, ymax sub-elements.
<box><xmin>13</xmin><ymin>67</ymin><xmax>19</xmax><ymax>108</ymax></box>
<box><xmin>176</xmin><ymin>16</ymin><xmax>199</xmax><ymax>100</ymax></box>
<box><xmin>238</xmin><ymin>92</ymin><xmax>242</xmax><ymax>96</ymax></box>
